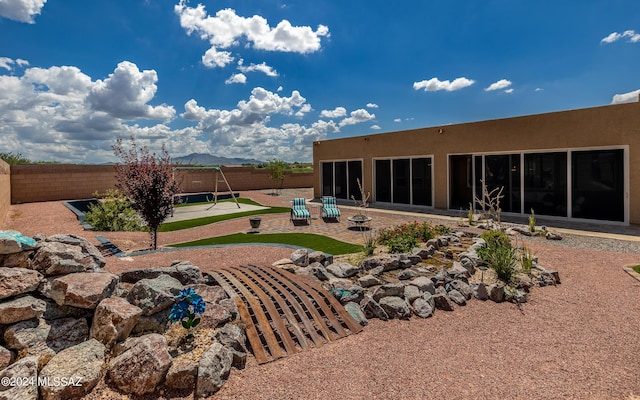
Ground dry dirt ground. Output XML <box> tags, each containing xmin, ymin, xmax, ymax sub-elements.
<box><xmin>2</xmin><ymin>189</ymin><xmax>640</xmax><ymax>399</ymax></box>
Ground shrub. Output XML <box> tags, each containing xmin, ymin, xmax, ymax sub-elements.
<box><xmin>377</xmin><ymin>221</ymin><xmax>435</xmax><ymax>254</ymax></box>
<box><xmin>385</xmin><ymin>235</ymin><xmax>418</xmax><ymax>254</ymax></box>
<box><xmin>519</xmin><ymin>245</ymin><xmax>534</xmax><ymax>274</ymax></box>
<box><xmin>85</xmin><ymin>189</ymin><xmax>146</xmax><ymax>232</ymax></box>
<box><xmin>484</xmin><ymin>242</ymin><xmax>519</xmax><ymax>283</ymax></box>
<box><xmin>433</xmin><ymin>224</ymin><xmax>452</xmax><ymax>236</ymax></box>
<box><xmin>528</xmin><ymin>209</ymin><xmax>536</xmax><ymax>233</ymax></box>
<box><xmin>479</xmin><ymin>229</ymin><xmax>511</xmax><ymax>248</ymax></box>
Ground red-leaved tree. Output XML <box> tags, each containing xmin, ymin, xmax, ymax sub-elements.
<box><xmin>112</xmin><ymin>137</ymin><xmax>180</xmax><ymax>250</ymax></box>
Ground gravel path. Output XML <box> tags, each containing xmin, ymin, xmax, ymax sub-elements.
<box><xmin>2</xmin><ymin>190</ymin><xmax>640</xmax><ymax>399</ymax></box>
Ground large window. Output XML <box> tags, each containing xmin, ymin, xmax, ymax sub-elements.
<box><xmin>484</xmin><ymin>154</ymin><xmax>521</xmax><ymax>213</ymax></box>
<box><xmin>375</xmin><ymin>157</ymin><xmax>432</xmax><ymax>206</ymax></box>
<box><xmin>571</xmin><ymin>149</ymin><xmax>624</xmax><ymax>222</ymax></box>
<box><xmin>449</xmin><ymin>155</ymin><xmax>473</xmax><ymax>210</ymax></box>
<box><xmin>320</xmin><ymin>160</ymin><xmax>363</xmax><ymax>200</ymax></box>
<box><xmin>524</xmin><ymin>152</ymin><xmax>567</xmax><ymax>217</ymax></box>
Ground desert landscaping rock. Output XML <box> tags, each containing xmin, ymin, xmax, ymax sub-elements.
<box><xmin>378</xmin><ymin>296</ymin><xmax>411</xmax><ymax>320</ymax></box>
<box><xmin>397</xmin><ymin>269</ymin><xmax>417</xmax><ymax>280</ymax></box>
<box><xmin>0</xmin><ymin>268</ymin><xmax>42</xmax><ymax>300</ymax></box>
<box><xmin>38</xmin><ymin>339</ymin><xmax>105</xmax><ymax>400</ymax></box>
<box><xmin>471</xmin><ymin>282</ymin><xmax>489</xmax><ymax>301</ymax></box>
<box><xmin>131</xmin><ymin>308</ymin><xmax>172</xmax><ymax>335</ymax></box>
<box><xmin>197</xmin><ymin>341</ymin><xmax>233</xmax><ymax>398</ymax></box>
<box><xmin>403</xmin><ymin>285</ymin><xmax>421</xmax><ymax>304</ymax></box>
<box><xmin>344</xmin><ymin>301</ymin><xmax>368</xmax><ymax>326</ymax></box>
<box><xmin>0</xmin><ymin>251</ymin><xmax>31</xmax><ymax>269</ymax></box>
<box><xmin>412</xmin><ymin>297</ymin><xmax>434</xmax><ymax>318</ymax></box>
<box><xmin>44</xmin><ymin>234</ymin><xmax>105</xmax><ymax>271</ymax></box>
<box><xmin>326</xmin><ymin>262</ymin><xmax>360</xmax><ymax>278</ymax></box>
<box><xmin>107</xmin><ymin>333</ymin><xmax>172</xmax><ymax>395</ymax></box>
<box><xmin>432</xmin><ymin>293</ymin><xmax>455</xmax><ymax>311</ymax></box>
<box><xmin>90</xmin><ymin>296</ymin><xmax>143</xmax><ymax>347</ymax></box>
<box><xmin>450</xmin><ymin>279</ymin><xmax>473</xmax><ymax>300</ymax></box>
<box><xmin>0</xmin><ymin>295</ymin><xmax>46</xmax><ymax>324</ymax></box>
<box><xmin>42</xmin><ymin>302</ymin><xmax>93</xmax><ymax>321</ymax></box>
<box><xmin>0</xmin><ymin>356</ymin><xmax>38</xmax><ymax>400</ymax></box>
<box><xmin>127</xmin><ymin>274</ymin><xmax>182</xmax><ymax>315</ymax></box>
<box><xmin>447</xmin><ymin>289</ymin><xmax>467</xmax><ymax>306</ymax></box>
<box><xmin>409</xmin><ymin>276</ymin><xmax>436</xmax><ymax>294</ymax></box>
<box><xmin>0</xmin><ymin>345</ymin><xmax>14</xmax><ymax>369</ymax></box>
<box><xmin>356</xmin><ymin>274</ymin><xmax>382</xmax><ymax>288</ymax></box>
<box><xmin>216</xmin><ymin>323</ymin><xmax>248</xmax><ymax>369</ymax></box>
<box><xmin>47</xmin><ymin>272</ymin><xmax>118</xmax><ymax>309</ymax></box>
<box><xmin>360</xmin><ymin>296</ymin><xmax>389</xmax><ymax>321</ymax></box>
<box><xmin>290</xmin><ymin>249</ymin><xmax>309</xmax><ymax>267</ymax></box>
<box><xmin>489</xmin><ymin>283</ymin><xmax>506</xmax><ymax>303</ymax></box>
<box><xmin>4</xmin><ymin>318</ymin><xmax>89</xmax><ymax>364</ymax></box>
<box><xmin>371</xmin><ymin>283</ymin><xmax>405</xmax><ymax>301</ymax></box>
<box><xmin>165</xmin><ymin>358</ymin><xmax>197</xmax><ymax>390</ymax></box>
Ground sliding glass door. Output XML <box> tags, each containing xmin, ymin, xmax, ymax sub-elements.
<box><xmin>375</xmin><ymin>157</ymin><xmax>432</xmax><ymax>206</ymax></box>
<box><xmin>320</xmin><ymin>160</ymin><xmax>363</xmax><ymax>200</ymax></box>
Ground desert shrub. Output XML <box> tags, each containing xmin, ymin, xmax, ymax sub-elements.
<box><xmin>479</xmin><ymin>229</ymin><xmax>511</xmax><ymax>248</ymax></box>
<box><xmin>85</xmin><ymin>189</ymin><xmax>146</xmax><ymax>232</ymax></box>
<box><xmin>518</xmin><ymin>245</ymin><xmax>534</xmax><ymax>274</ymax></box>
<box><xmin>433</xmin><ymin>224</ymin><xmax>452</xmax><ymax>236</ymax></box>
<box><xmin>377</xmin><ymin>221</ymin><xmax>435</xmax><ymax>254</ymax></box>
<box><xmin>483</xmin><ymin>241</ymin><xmax>519</xmax><ymax>283</ymax></box>
<box><xmin>385</xmin><ymin>235</ymin><xmax>418</xmax><ymax>254</ymax></box>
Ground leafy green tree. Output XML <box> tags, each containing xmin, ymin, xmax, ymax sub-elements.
<box><xmin>112</xmin><ymin>137</ymin><xmax>180</xmax><ymax>250</ymax></box>
<box><xmin>266</xmin><ymin>159</ymin><xmax>286</xmax><ymax>195</ymax></box>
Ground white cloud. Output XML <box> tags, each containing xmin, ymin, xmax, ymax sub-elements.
<box><xmin>413</xmin><ymin>77</ymin><xmax>475</xmax><ymax>92</ymax></box>
<box><xmin>367</xmin><ymin>103</ymin><xmax>378</xmax><ymax>108</ymax></box>
<box><xmin>0</xmin><ymin>0</ymin><xmax>47</xmax><ymax>23</ymax></box>
<box><xmin>535</xmin><ymin>87</ymin><xmax>544</xmax><ymax>92</ymax></box>
<box><xmin>225</xmin><ymin>73</ymin><xmax>247</xmax><ymax>85</ymax></box>
<box><xmin>0</xmin><ymin>57</ymin><xmax>29</xmax><ymax>71</ymax></box>
<box><xmin>339</xmin><ymin>109</ymin><xmax>375</xmax><ymax>127</ymax></box>
<box><xmin>0</xmin><ymin>61</ymin><xmax>183</xmax><ymax>163</ymax></box>
<box><xmin>175</xmin><ymin>1</ymin><xmax>329</xmax><ymax>68</ymax></box>
<box><xmin>393</xmin><ymin>118</ymin><xmax>401</xmax><ymax>123</ymax></box>
<box><xmin>611</xmin><ymin>89</ymin><xmax>640</xmax><ymax>104</ymax></box>
<box><xmin>485</xmin><ymin>79</ymin><xmax>512</xmax><ymax>91</ymax></box>
<box><xmin>320</xmin><ymin>106</ymin><xmax>347</xmax><ymax>118</ymax></box>
<box><xmin>601</xmin><ymin>30</ymin><xmax>640</xmax><ymax>44</ymax></box>
<box><xmin>277</xmin><ymin>86</ymin><xmax>283</xmax><ymax>92</ymax></box>
<box><xmin>371</xmin><ymin>125</ymin><xmax>381</xmax><ymax>130</ymax></box>
<box><xmin>237</xmin><ymin>60</ymin><xmax>278</xmax><ymax>77</ymax></box>
<box><xmin>504</xmin><ymin>88</ymin><xmax>514</xmax><ymax>94</ymax></box>
<box><xmin>87</xmin><ymin>61</ymin><xmax>175</xmax><ymax>121</ymax></box>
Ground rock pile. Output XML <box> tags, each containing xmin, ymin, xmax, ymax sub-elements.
<box><xmin>0</xmin><ymin>231</ymin><xmax>246</xmax><ymax>399</ymax></box>
<box><xmin>276</xmin><ymin>231</ymin><xmax>561</xmax><ymax>326</ymax></box>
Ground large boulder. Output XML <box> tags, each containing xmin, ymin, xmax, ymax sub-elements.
<box><xmin>447</xmin><ymin>289</ymin><xmax>467</xmax><ymax>306</ymax></box>
<box><xmin>107</xmin><ymin>333</ymin><xmax>172</xmax><ymax>395</ymax></box>
<box><xmin>432</xmin><ymin>293</ymin><xmax>455</xmax><ymax>311</ymax></box>
<box><xmin>0</xmin><ymin>268</ymin><xmax>42</xmax><ymax>300</ymax></box>
<box><xmin>0</xmin><ymin>356</ymin><xmax>38</xmax><ymax>400</ymax></box>
<box><xmin>409</xmin><ymin>276</ymin><xmax>435</xmax><ymax>295</ymax></box>
<box><xmin>0</xmin><ymin>345</ymin><xmax>14</xmax><ymax>369</ymax></box>
<box><xmin>90</xmin><ymin>297</ymin><xmax>143</xmax><ymax>347</ymax></box>
<box><xmin>38</xmin><ymin>339</ymin><xmax>105</xmax><ymax>400</ymax></box>
<box><xmin>326</xmin><ymin>262</ymin><xmax>360</xmax><ymax>278</ymax></box>
<box><xmin>165</xmin><ymin>357</ymin><xmax>198</xmax><ymax>390</ymax></box>
<box><xmin>196</xmin><ymin>342</ymin><xmax>233</xmax><ymax>398</ymax></box>
<box><xmin>344</xmin><ymin>302</ymin><xmax>368</xmax><ymax>327</ymax></box>
<box><xmin>119</xmin><ymin>261</ymin><xmax>202</xmax><ymax>285</ymax></box>
<box><xmin>45</xmin><ymin>272</ymin><xmax>118</xmax><ymax>309</ymax></box>
<box><xmin>0</xmin><ymin>231</ymin><xmax>36</xmax><ymax>255</ymax></box>
<box><xmin>371</xmin><ymin>283</ymin><xmax>405</xmax><ymax>301</ymax></box>
<box><xmin>3</xmin><ymin>318</ymin><xmax>89</xmax><ymax>365</ymax></box>
<box><xmin>127</xmin><ymin>275</ymin><xmax>182</xmax><ymax>316</ymax></box>
<box><xmin>360</xmin><ymin>255</ymin><xmax>400</xmax><ymax>272</ymax></box>
<box><xmin>403</xmin><ymin>285</ymin><xmax>422</xmax><ymax>304</ymax></box>
<box><xmin>360</xmin><ymin>296</ymin><xmax>389</xmax><ymax>321</ymax></box>
<box><xmin>378</xmin><ymin>296</ymin><xmax>411</xmax><ymax>320</ymax></box>
<box><xmin>216</xmin><ymin>323</ymin><xmax>248</xmax><ymax>369</ymax></box>
<box><xmin>356</xmin><ymin>274</ymin><xmax>382</xmax><ymax>288</ymax></box>
<box><xmin>488</xmin><ymin>283</ymin><xmax>505</xmax><ymax>303</ymax></box>
<box><xmin>290</xmin><ymin>249</ymin><xmax>309</xmax><ymax>267</ymax></box>
<box><xmin>131</xmin><ymin>308</ymin><xmax>172</xmax><ymax>335</ymax></box>
<box><xmin>412</xmin><ymin>297</ymin><xmax>434</xmax><ymax>318</ymax></box>
<box><xmin>31</xmin><ymin>236</ymin><xmax>105</xmax><ymax>276</ymax></box>
<box><xmin>0</xmin><ymin>251</ymin><xmax>31</xmax><ymax>269</ymax></box>
<box><xmin>0</xmin><ymin>295</ymin><xmax>46</xmax><ymax>324</ymax></box>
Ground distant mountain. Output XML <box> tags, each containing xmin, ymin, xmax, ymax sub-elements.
<box><xmin>173</xmin><ymin>153</ymin><xmax>264</xmax><ymax>166</ymax></box>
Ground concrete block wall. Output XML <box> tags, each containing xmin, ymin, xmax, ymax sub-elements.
<box><xmin>10</xmin><ymin>164</ymin><xmax>313</xmax><ymax>203</ymax></box>
<box><xmin>0</xmin><ymin>159</ymin><xmax>10</xmax><ymax>225</ymax></box>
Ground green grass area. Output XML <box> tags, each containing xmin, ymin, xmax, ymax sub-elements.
<box><xmin>175</xmin><ymin>197</ymin><xmax>260</xmax><ymax>208</ymax></box>
<box><xmin>169</xmin><ymin>232</ymin><xmax>361</xmax><ymax>255</ymax></box>
<box><xmin>160</xmin><ymin>207</ymin><xmax>289</xmax><ymax>232</ymax></box>
<box><xmin>633</xmin><ymin>265</ymin><xmax>640</xmax><ymax>274</ymax></box>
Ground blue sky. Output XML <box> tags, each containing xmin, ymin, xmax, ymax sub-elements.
<box><xmin>1</xmin><ymin>0</ymin><xmax>639</xmax><ymax>163</ymax></box>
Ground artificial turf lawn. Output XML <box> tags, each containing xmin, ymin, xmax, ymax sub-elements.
<box><xmin>169</xmin><ymin>232</ymin><xmax>362</xmax><ymax>255</ymax></box>
<box><xmin>633</xmin><ymin>265</ymin><xmax>640</xmax><ymax>274</ymax></box>
<box><xmin>159</xmin><ymin>198</ymin><xmax>289</xmax><ymax>232</ymax></box>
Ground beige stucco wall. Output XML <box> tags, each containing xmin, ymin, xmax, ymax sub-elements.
<box><xmin>10</xmin><ymin>164</ymin><xmax>313</xmax><ymax>204</ymax></box>
<box><xmin>313</xmin><ymin>101</ymin><xmax>640</xmax><ymax>224</ymax></box>
<box><xmin>0</xmin><ymin>159</ymin><xmax>10</xmax><ymax>226</ymax></box>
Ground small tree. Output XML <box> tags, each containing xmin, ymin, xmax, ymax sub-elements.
<box><xmin>112</xmin><ymin>137</ymin><xmax>180</xmax><ymax>250</ymax></box>
<box><xmin>266</xmin><ymin>159</ymin><xmax>286</xmax><ymax>195</ymax></box>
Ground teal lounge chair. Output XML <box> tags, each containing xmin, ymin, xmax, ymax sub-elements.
<box><xmin>321</xmin><ymin>196</ymin><xmax>341</xmax><ymax>221</ymax></box>
<box><xmin>290</xmin><ymin>197</ymin><xmax>311</xmax><ymax>223</ymax></box>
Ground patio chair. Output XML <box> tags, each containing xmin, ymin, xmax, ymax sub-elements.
<box><xmin>290</xmin><ymin>197</ymin><xmax>311</xmax><ymax>224</ymax></box>
<box><xmin>321</xmin><ymin>196</ymin><xmax>341</xmax><ymax>221</ymax></box>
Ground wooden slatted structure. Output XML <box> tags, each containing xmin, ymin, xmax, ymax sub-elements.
<box><xmin>209</xmin><ymin>265</ymin><xmax>363</xmax><ymax>364</ymax></box>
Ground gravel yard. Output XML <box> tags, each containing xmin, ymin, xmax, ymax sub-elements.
<box><xmin>2</xmin><ymin>190</ymin><xmax>640</xmax><ymax>399</ymax></box>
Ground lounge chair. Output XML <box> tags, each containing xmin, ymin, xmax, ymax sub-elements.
<box><xmin>290</xmin><ymin>198</ymin><xmax>311</xmax><ymax>224</ymax></box>
<box><xmin>321</xmin><ymin>196</ymin><xmax>341</xmax><ymax>221</ymax></box>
